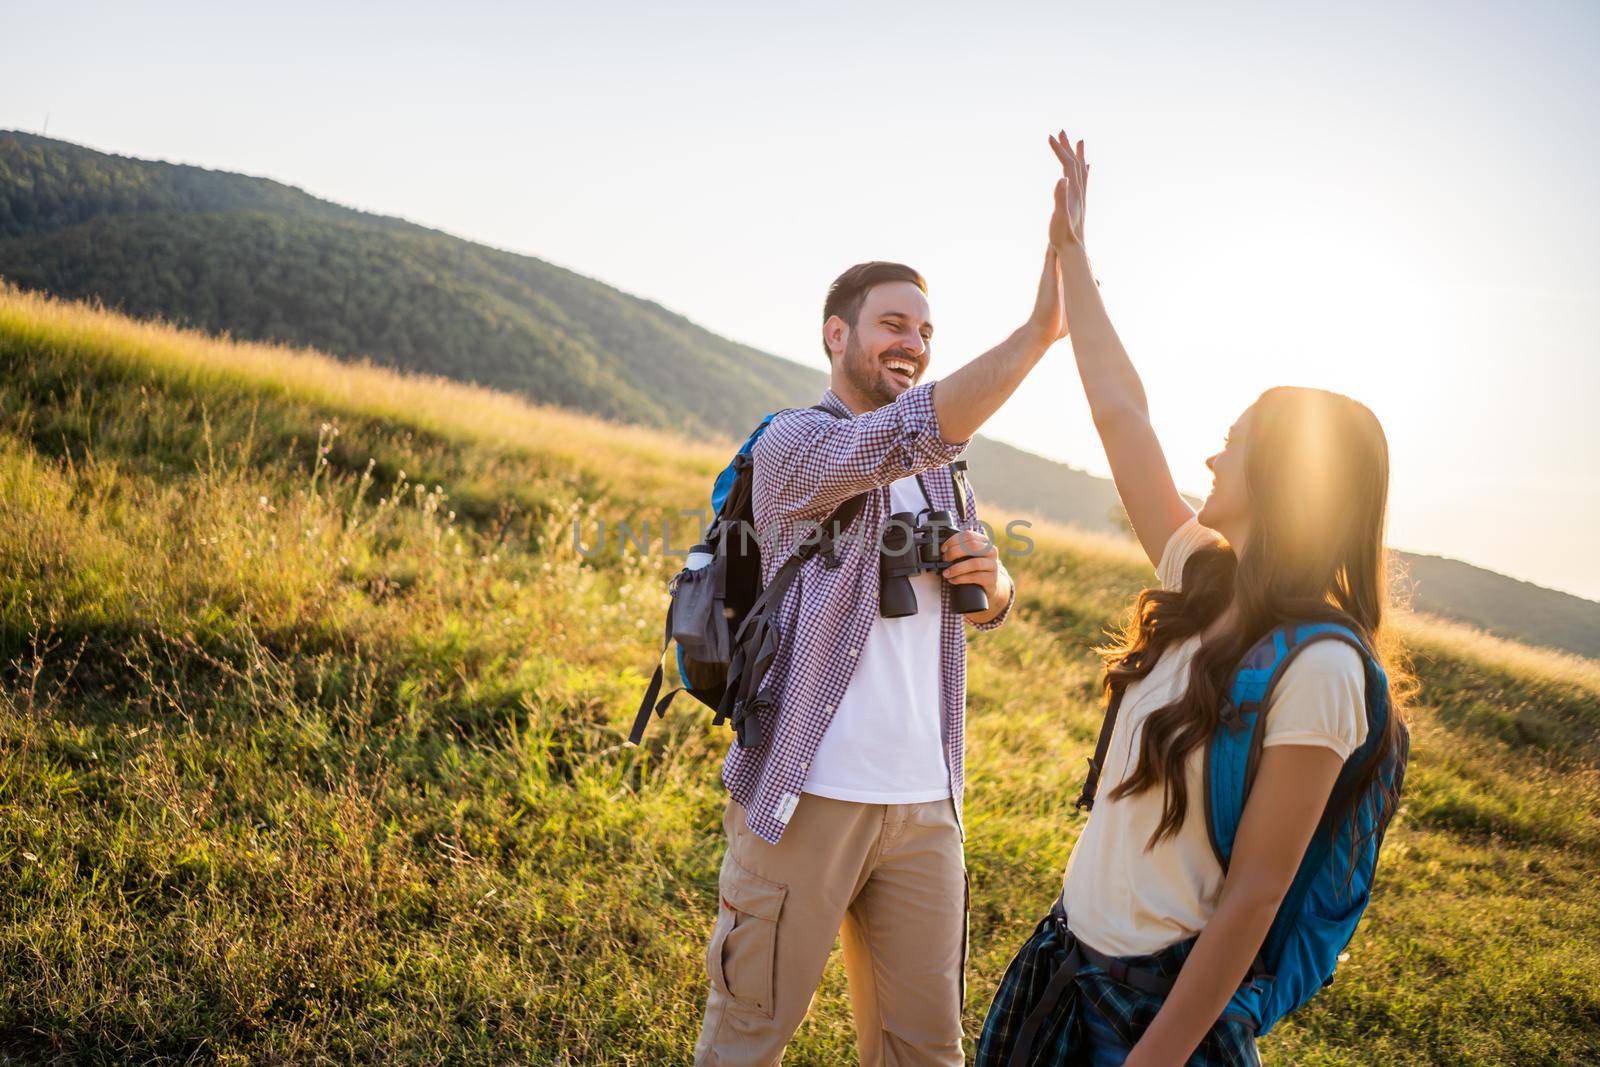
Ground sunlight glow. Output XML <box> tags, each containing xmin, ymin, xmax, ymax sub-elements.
<box><xmin>2</xmin><ymin>0</ymin><xmax>1595</xmax><ymax>597</ymax></box>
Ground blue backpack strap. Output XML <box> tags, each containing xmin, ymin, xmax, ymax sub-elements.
<box><xmin>1205</xmin><ymin>622</ymin><xmax>1376</xmax><ymax>871</ymax></box>
<box><xmin>1203</xmin><ymin>627</ymin><xmax>1287</xmax><ymax>872</ymax></box>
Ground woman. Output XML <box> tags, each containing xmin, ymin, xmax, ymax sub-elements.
<box><xmin>976</xmin><ymin>134</ymin><xmax>1408</xmax><ymax>1066</ymax></box>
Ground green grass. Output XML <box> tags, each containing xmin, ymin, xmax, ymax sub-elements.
<box><xmin>1</xmin><ymin>284</ymin><xmax>1597</xmax><ymax>1064</ymax></box>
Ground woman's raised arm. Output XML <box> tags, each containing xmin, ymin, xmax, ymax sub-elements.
<box><xmin>1050</xmin><ymin>132</ymin><xmax>1194</xmax><ymax>567</ymax></box>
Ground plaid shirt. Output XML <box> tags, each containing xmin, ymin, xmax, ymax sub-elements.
<box><xmin>720</xmin><ymin>380</ymin><xmax>1014</xmax><ymax>844</ymax></box>
<box><xmin>976</xmin><ymin>905</ymin><xmax>1261</xmax><ymax>1066</ymax></box>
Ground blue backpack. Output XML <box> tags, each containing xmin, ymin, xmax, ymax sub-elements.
<box><xmin>1074</xmin><ymin>621</ymin><xmax>1409</xmax><ymax>1035</ymax></box>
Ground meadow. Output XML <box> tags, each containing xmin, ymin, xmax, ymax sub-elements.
<box><xmin>1</xmin><ymin>283</ymin><xmax>1597</xmax><ymax>1064</ymax></box>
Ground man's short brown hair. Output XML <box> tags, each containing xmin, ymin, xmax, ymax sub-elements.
<box><xmin>821</xmin><ymin>261</ymin><xmax>927</xmax><ymax>359</ymax></box>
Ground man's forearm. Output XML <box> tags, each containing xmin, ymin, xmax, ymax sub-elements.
<box><xmin>932</xmin><ymin>326</ymin><xmax>1052</xmax><ymax>444</ymax></box>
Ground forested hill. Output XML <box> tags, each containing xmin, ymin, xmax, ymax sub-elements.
<box><xmin>0</xmin><ymin>130</ymin><xmax>819</xmax><ymax>438</ymax></box>
<box><xmin>0</xmin><ymin>130</ymin><xmax>1124</xmax><ymax>534</ymax></box>
<box><xmin>3</xmin><ymin>130</ymin><xmax>1597</xmax><ymax>659</ymax></box>
<box><xmin>1402</xmin><ymin>553</ymin><xmax>1600</xmax><ymax>660</ymax></box>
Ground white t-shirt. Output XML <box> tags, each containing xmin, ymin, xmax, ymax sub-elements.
<box><xmin>802</xmin><ymin>474</ymin><xmax>951</xmax><ymax>804</ymax></box>
<box><xmin>1060</xmin><ymin>517</ymin><xmax>1368</xmax><ymax>956</ymax></box>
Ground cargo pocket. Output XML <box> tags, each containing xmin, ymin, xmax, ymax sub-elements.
<box><xmin>708</xmin><ymin>853</ymin><xmax>788</xmax><ymax>1019</ymax></box>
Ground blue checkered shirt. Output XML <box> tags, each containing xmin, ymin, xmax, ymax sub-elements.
<box><xmin>720</xmin><ymin>381</ymin><xmax>1014</xmax><ymax>843</ymax></box>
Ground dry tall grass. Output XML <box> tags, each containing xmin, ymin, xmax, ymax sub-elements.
<box><xmin>1</xmin><ymin>284</ymin><xmax>1596</xmax><ymax>1064</ymax></box>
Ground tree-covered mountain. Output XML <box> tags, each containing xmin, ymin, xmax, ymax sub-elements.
<box><xmin>0</xmin><ymin>129</ymin><xmax>1124</xmax><ymax>534</ymax></box>
<box><xmin>0</xmin><ymin>131</ymin><xmax>820</xmax><ymax>438</ymax></box>
<box><xmin>2</xmin><ymin>130</ymin><xmax>1595</xmax><ymax>657</ymax></box>
<box><xmin>1401</xmin><ymin>553</ymin><xmax>1600</xmax><ymax>660</ymax></box>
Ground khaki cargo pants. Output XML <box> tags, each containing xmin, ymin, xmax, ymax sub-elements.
<box><xmin>693</xmin><ymin>793</ymin><xmax>968</xmax><ymax>1066</ymax></box>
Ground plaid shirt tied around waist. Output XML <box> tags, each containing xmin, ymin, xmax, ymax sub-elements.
<box><xmin>720</xmin><ymin>380</ymin><xmax>1014</xmax><ymax>844</ymax></box>
<box><xmin>976</xmin><ymin>902</ymin><xmax>1261</xmax><ymax>1066</ymax></box>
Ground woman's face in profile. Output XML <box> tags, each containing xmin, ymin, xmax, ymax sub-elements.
<box><xmin>1198</xmin><ymin>407</ymin><xmax>1252</xmax><ymax>538</ymax></box>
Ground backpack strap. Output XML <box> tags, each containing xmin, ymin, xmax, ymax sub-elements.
<box><xmin>715</xmin><ymin>490</ymin><xmax>869</xmax><ymax>748</ymax></box>
<box><xmin>1074</xmin><ymin>684</ymin><xmax>1127</xmax><ymax>811</ymax></box>
<box><xmin>1205</xmin><ymin>622</ymin><xmax>1377</xmax><ymax>871</ymax></box>
<box><xmin>725</xmin><ymin>490</ymin><xmax>871</xmax><ymax>637</ymax></box>
<box><xmin>628</xmin><ymin>608</ymin><xmax>680</xmax><ymax>744</ymax></box>
<box><xmin>1073</xmin><ymin>647</ymin><xmax>1146</xmax><ymax>810</ymax></box>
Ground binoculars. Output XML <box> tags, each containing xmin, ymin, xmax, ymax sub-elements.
<box><xmin>879</xmin><ymin>509</ymin><xmax>990</xmax><ymax>618</ymax></box>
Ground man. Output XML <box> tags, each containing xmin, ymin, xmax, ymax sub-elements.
<box><xmin>695</xmin><ymin>234</ymin><xmax>1068</xmax><ymax>1066</ymax></box>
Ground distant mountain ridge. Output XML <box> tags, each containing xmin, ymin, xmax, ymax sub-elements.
<box><xmin>2</xmin><ymin>130</ymin><xmax>1596</xmax><ymax>659</ymax></box>
<box><xmin>0</xmin><ymin>130</ymin><xmax>1124</xmax><ymax>534</ymax></box>
<box><xmin>0</xmin><ymin>130</ymin><xmax>821</xmax><ymax>437</ymax></box>
<box><xmin>1398</xmin><ymin>553</ymin><xmax>1600</xmax><ymax>660</ymax></box>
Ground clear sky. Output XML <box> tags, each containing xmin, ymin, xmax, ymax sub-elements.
<box><xmin>5</xmin><ymin>0</ymin><xmax>1598</xmax><ymax>599</ymax></box>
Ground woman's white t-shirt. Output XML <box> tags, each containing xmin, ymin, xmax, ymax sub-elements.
<box><xmin>1059</xmin><ymin>517</ymin><xmax>1369</xmax><ymax>956</ymax></box>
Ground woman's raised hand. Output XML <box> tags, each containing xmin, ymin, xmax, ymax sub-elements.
<box><xmin>1048</xmin><ymin>130</ymin><xmax>1088</xmax><ymax>248</ymax></box>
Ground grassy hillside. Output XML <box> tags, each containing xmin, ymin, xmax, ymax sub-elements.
<box><xmin>3</xmin><ymin>289</ymin><xmax>1599</xmax><ymax>1065</ymax></box>
<box><xmin>7</xmin><ymin>131</ymin><xmax>1600</xmax><ymax>666</ymax></box>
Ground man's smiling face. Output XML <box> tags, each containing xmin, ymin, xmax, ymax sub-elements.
<box><xmin>830</xmin><ymin>280</ymin><xmax>933</xmax><ymax>410</ymax></box>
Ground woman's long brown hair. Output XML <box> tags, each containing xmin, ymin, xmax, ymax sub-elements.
<box><xmin>1100</xmin><ymin>386</ymin><xmax>1409</xmax><ymax>857</ymax></box>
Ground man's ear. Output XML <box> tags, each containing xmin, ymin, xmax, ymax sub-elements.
<box><xmin>823</xmin><ymin>314</ymin><xmax>849</xmax><ymax>361</ymax></box>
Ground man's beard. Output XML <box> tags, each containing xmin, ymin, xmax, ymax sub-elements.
<box><xmin>842</xmin><ymin>335</ymin><xmax>920</xmax><ymax>409</ymax></box>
